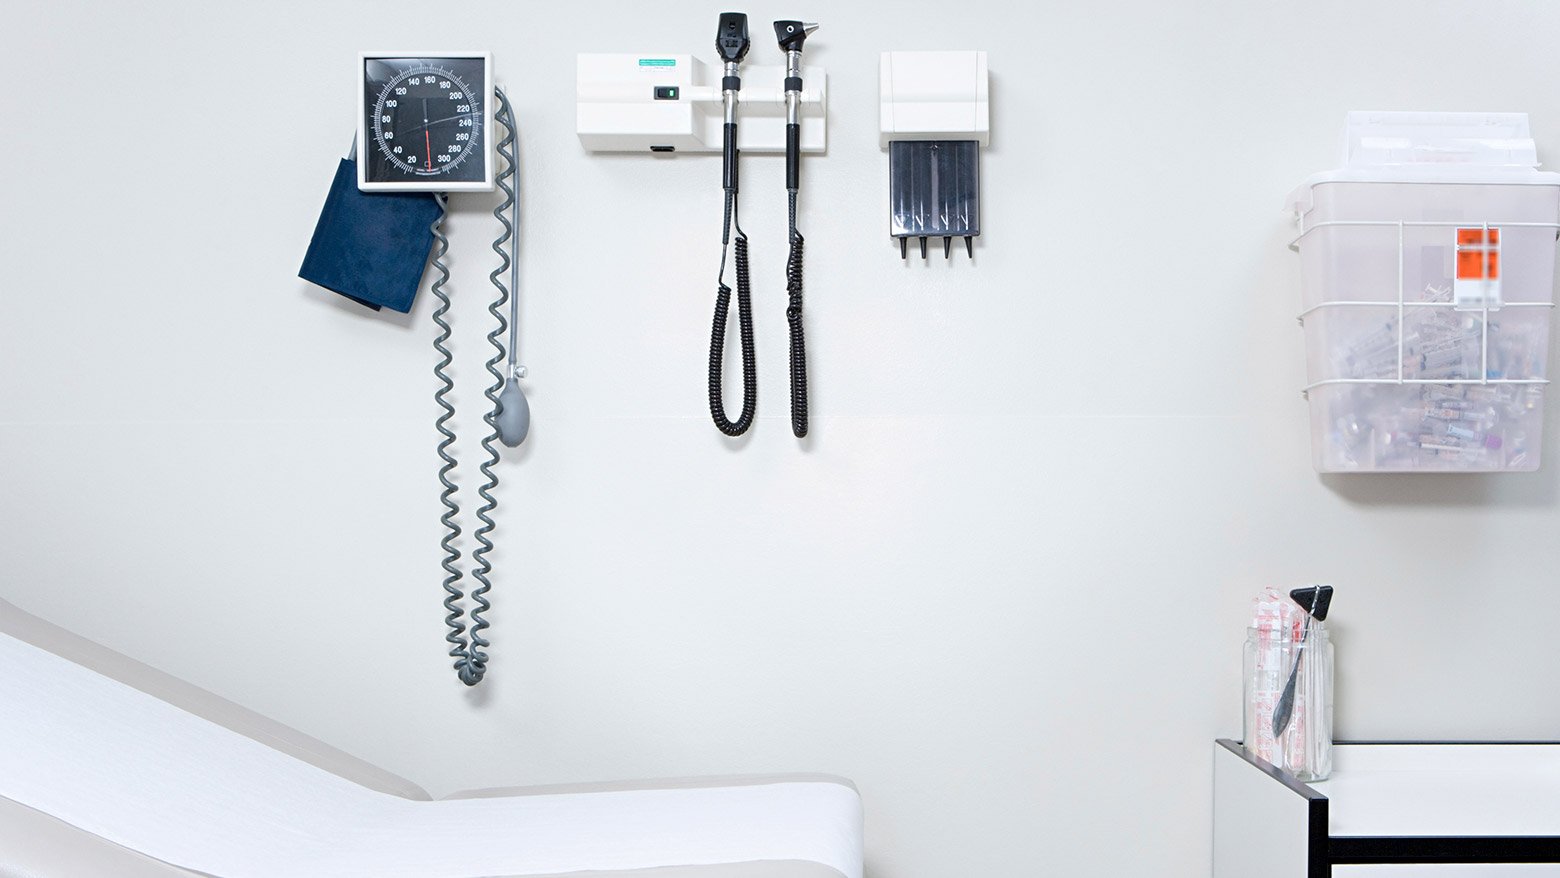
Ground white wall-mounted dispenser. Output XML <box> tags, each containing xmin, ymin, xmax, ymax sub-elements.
<box><xmin>576</xmin><ymin>54</ymin><xmax>825</xmax><ymax>153</ymax></box>
<box><xmin>879</xmin><ymin>50</ymin><xmax>989</xmax><ymax>260</ymax></box>
<box><xmin>1289</xmin><ymin>112</ymin><xmax>1560</xmax><ymax>472</ymax></box>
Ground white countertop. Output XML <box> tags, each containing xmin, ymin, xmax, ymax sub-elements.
<box><xmin>1312</xmin><ymin>744</ymin><xmax>1560</xmax><ymax>837</ymax></box>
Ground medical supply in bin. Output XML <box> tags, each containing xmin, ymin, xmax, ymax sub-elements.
<box><xmin>1289</xmin><ymin>112</ymin><xmax>1560</xmax><ymax>471</ymax></box>
<box><xmin>1244</xmin><ymin>586</ymin><xmax>1334</xmax><ymax>782</ymax></box>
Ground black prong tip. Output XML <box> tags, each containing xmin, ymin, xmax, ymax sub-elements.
<box><xmin>944</xmin><ymin>237</ymin><xmax>951</xmax><ymax>259</ymax></box>
<box><xmin>919</xmin><ymin>237</ymin><xmax>927</xmax><ymax>259</ymax></box>
<box><xmin>899</xmin><ymin>238</ymin><xmax>907</xmax><ymax>259</ymax></box>
<box><xmin>965</xmin><ymin>236</ymin><xmax>974</xmax><ymax>258</ymax></box>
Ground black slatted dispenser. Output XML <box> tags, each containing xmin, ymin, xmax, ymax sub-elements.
<box><xmin>890</xmin><ymin>140</ymin><xmax>980</xmax><ymax>259</ymax></box>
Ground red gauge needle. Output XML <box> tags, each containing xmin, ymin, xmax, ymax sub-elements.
<box><xmin>425</xmin><ymin>131</ymin><xmax>432</xmax><ymax>171</ymax></box>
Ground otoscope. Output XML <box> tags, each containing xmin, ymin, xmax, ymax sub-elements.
<box><xmin>706</xmin><ymin>11</ymin><xmax>757</xmax><ymax>436</ymax></box>
<box><xmin>775</xmin><ymin>19</ymin><xmax>817</xmax><ymax>438</ymax></box>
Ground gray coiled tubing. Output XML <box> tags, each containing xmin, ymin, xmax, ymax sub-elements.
<box><xmin>430</xmin><ymin>86</ymin><xmax>519</xmax><ymax>686</ymax></box>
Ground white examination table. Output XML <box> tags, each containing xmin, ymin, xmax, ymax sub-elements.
<box><xmin>0</xmin><ymin>599</ymin><xmax>862</xmax><ymax>878</ymax></box>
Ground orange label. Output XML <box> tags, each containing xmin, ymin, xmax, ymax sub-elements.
<box><xmin>1456</xmin><ymin>228</ymin><xmax>1500</xmax><ymax>281</ymax></box>
<box><xmin>1457</xmin><ymin>250</ymin><xmax>1499</xmax><ymax>280</ymax></box>
<box><xmin>1457</xmin><ymin>228</ymin><xmax>1500</xmax><ymax>246</ymax></box>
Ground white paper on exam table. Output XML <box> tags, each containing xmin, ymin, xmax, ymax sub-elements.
<box><xmin>0</xmin><ymin>634</ymin><xmax>862</xmax><ymax>878</ymax></box>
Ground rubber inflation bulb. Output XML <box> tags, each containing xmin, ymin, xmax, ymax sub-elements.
<box><xmin>496</xmin><ymin>378</ymin><xmax>530</xmax><ymax>447</ymax></box>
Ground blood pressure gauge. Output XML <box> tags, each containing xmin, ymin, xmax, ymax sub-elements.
<box><xmin>358</xmin><ymin>52</ymin><xmax>494</xmax><ymax>192</ymax></box>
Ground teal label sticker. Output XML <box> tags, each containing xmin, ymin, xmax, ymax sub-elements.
<box><xmin>638</xmin><ymin>58</ymin><xmax>677</xmax><ymax>67</ymax></box>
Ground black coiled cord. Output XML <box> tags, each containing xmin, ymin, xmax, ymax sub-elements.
<box><xmin>709</xmin><ymin>190</ymin><xmax>757</xmax><ymax>436</ymax></box>
<box><xmin>785</xmin><ymin>190</ymin><xmax>807</xmax><ymax>438</ymax></box>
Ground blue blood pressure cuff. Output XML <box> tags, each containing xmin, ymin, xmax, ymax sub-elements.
<box><xmin>298</xmin><ymin>158</ymin><xmax>440</xmax><ymax>313</ymax></box>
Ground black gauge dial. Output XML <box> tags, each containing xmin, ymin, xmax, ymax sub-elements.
<box><xmin>360</xmin><ymin>55</ymin><xmax>489</xmax><ymax>189</ymax></box>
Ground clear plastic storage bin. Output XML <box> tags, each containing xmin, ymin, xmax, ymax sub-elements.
<box><xmin>1290</xmin><ymin>113</ymin><xmax>1560</xmax><ymax>472</ymax></box>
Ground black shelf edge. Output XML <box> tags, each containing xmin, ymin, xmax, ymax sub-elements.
<box><xmin>1218</xmin><ymin>740</ymin><xmax>1560</xmax><ymax>868</ymax></box>
<box><xmin>1215</xmin><ymin>739</ymin><xmax>1327</xmax><ymax>801</ymax></box>
<box><xmin>1333</xmin><ymin>835</ymin><xmax>1560</xmax><ymax>864</ymax></box>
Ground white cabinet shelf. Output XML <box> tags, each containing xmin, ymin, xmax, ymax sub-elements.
<box><xmin>1214</xmin><ymin>740</ymin><xmax>1560</xmax><ymax>876</ymax></box>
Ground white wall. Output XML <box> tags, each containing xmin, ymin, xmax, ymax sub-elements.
<box><xmin>5</xmin><ymin>1</ymin><xmax>1560</xmax><ymax>874</ymax></box>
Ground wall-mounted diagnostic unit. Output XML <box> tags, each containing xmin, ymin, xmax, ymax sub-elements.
<box><xmin>576</xmin><ymin>14</ymin><xmax>825</xmax><ymax>440</ymax></box>
<box><xmin>576</xmin><ymin>52</ymin><xmax>825</xmax><ymax>153</ymax></box>
<box><xmin>880</xmin><ymin>51</ymin><xmax>989</xmax><ymax>260</ymax></box>
<box><xmin>300</xmin><ymin>51</ymin><xmax>529</xmax><ymax>686</ymax></box>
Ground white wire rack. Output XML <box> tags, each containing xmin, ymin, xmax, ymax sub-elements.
<box><xmin>1290</xmin><ymin>218</ymin><xmax>1559</xmax><ymax>398</ymax></box>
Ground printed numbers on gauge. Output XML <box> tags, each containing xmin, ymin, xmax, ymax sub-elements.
<box><xmin>371</xmin><ymin>67</ymin><xmax>479</xmax><ymax>176</ymax></box>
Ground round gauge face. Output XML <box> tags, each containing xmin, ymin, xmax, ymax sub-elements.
<box><xmin>360</xmin><ymin>55</ymin><xmax>490</xmax><ymax>190</ymax></box>
<box><xmin>373</xmin><ymin>67</ymin><xmax>477</xmax><ymax>175</ymax></box>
